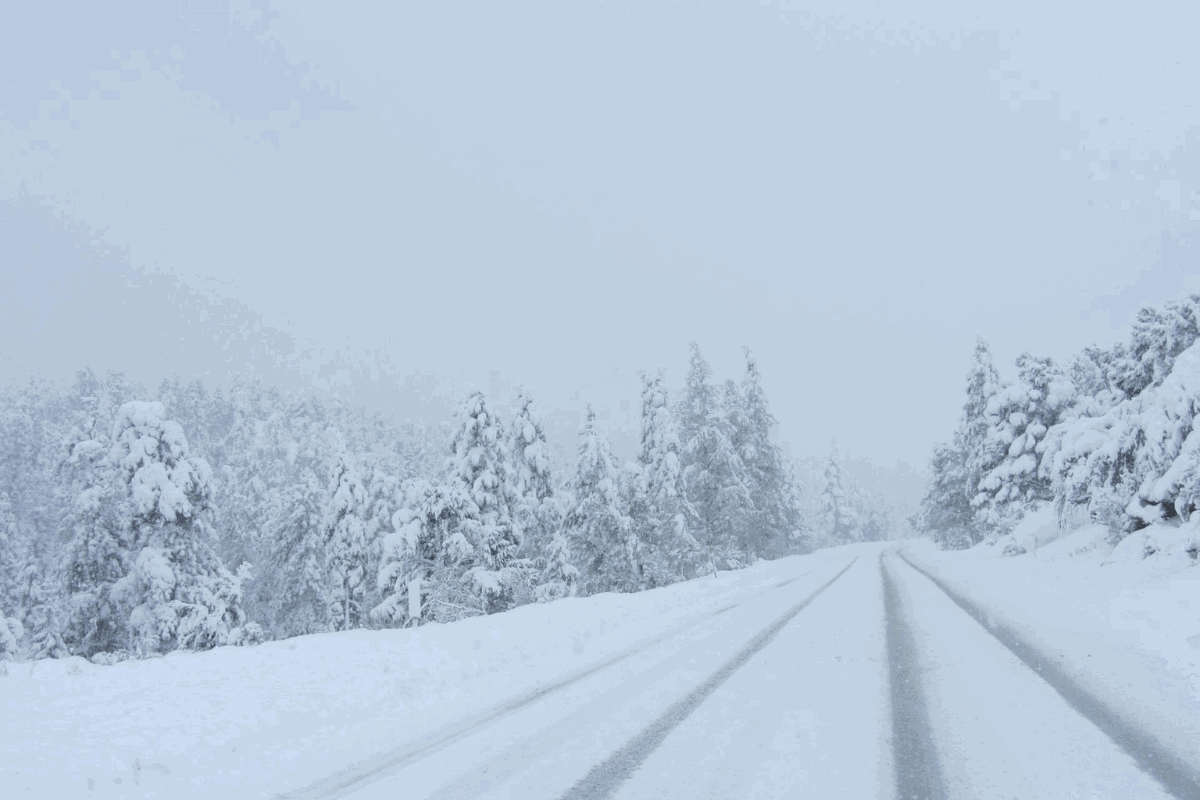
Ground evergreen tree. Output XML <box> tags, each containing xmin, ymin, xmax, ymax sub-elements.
<box><xmin>59</xmin><ymin>432</ymin><xmax>129</xmax><ymax>658</ymax></box>
<box><xmin>1112</xmin><ymin>293</ymin><xmax>1200</xmax><ymax>398</ymax></box>
<box><xmin>961</xmin><ymin>340</ymin><xmax>1008</xmax><ymax>534</ymax></box>
<box><xmin>975</xmin><ymin>354</ymin><xmax>1075</xmax><ymax>532</ymax></box>
<box><xmin>737</xmin><ymin>349</ymin><xmax>792</xmax><ymax>559</ymax></box>
<box><xmin>820</xmin><ymin>440</ymin><xmax>861</xmax><ymax>544</ymax></box>
<box><xmin>857</xmin><ymin>488</ymin><xmax>890</xmax><ymax>543</ymax></box>
<box><xmin>360</xmin><ymin>456</ymin><xmax>401</xmax><ymax>621</ymax></box>
<box><xmin>564</xmin><ymin>406</ymin><xmax>636</xmax><ymax>594</ymax></box>
<box><xmin>679</xmin><ymin>344</ymin><xmax>752</xmax><ymax>573</ymax></box>
<box><xmin>447</xmin><ymin>391</ymin><xmax>525</xmax><ymax>612</ymax></box>
<box><xmin>508</xmin><ymin>388</ymin><xmax>558</xmax><ymax>563</ymax></box>
<box><xmin>323</xmin><ymin>428</ymin><xmax>370</xmax><ymax>631</ymax></box>
<box><xmin>373</xmin><ymin>479</ymin><xmax>483</xmax><ymax>625</ymax></box>
<box><xmin>266</xmin><ymin>462</ymin><xmax>333</xmax><ymax>637</ymax></box>
<box><xmin>17</xmin><ymin>540</ymin><xmax>69</xmax><ymax>659</ymax></box>
<box><xmin>0</xmin><ymin>612</ymin><xmax>21</xmax><ymax>665</ymax></box>
<box><xmin>107</xmin><ymin>402</ymin><xmax>251</xmax><ymax>655</ymax></box>
<box><xmin>1044</xmin><ymin>339</ymin><xmax>1200</xmax><ymax>534</ymax></box>
<box><xmin>535</xmin><ymin>532</ymin><xmax>579</xmax><ymax>603</ymax></box>
<box><xmin>629</xmin><ymin>371</ymin><xmax>695</xmax><ymax>587</ymax></box>
<box><xmin>0</xmin><ymin>492</ymin><xmax>19</xmax><ymax>618</ymax></box>
<box><xmin>918</xmin><ymin>438</ymin><xmax>976</xmax><ymax>549</ymax></box>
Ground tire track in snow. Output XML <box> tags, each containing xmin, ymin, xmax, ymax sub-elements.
<box><xmin>897</xmin><ymin>547</ymin><xmax>1200</xmax><ymax>800</ymax></box>
<box><xmin>556</xmin><ymin>556</ymin><xmax>859</xmax><ymax>800</ymax></box>
<box><xmin>275</xmin><ymin>555</ymin><xmax>845</xmax><ymax>800</ymax></box>
<box><xmin>880</xmin><ymin>549</ymin><xmax>947</xmax><ymax>800</ymax></box>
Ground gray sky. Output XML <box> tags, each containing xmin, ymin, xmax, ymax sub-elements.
<box><xmin>3</xmin><ymin>1</ymin><xmax>1200</xmax><ymax>471</ymax></box>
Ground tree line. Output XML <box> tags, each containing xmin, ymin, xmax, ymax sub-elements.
<box><xmin>0</xmin><ymin>343</ymin><xmax>913</xmax><ymax>665</ymax></box>
<box><xmin>919</xmin><ymin>292</ymin><xmax>1200</xmax><ymax>557</ymax></box>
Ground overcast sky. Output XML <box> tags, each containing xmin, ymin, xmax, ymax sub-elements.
<box><xmin>3</xmin><ymin>1</ymin><xmax>1200</xmax><ymax>470</ymax></box>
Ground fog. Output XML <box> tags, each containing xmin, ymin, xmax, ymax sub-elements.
<box><xmin>4</xmin><ymin>0</ymin><xmax>1200</xmax><ymax>474</ymax></box>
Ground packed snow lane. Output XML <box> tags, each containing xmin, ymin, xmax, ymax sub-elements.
<box><xmin>334</xmin><ymin>552</ymin><xmax>865</xmax><ymax>800</ymax></box>
<box><xmin>881</xmin><ymin>551</ymin><xmax>946</xmax><ymax>800</ymax></box>
<box><xmin>883</xmin><ymin>549</ymin><xmax>1186</xmax><ymax>800</ymax></box>
<box><xmin>599</xmin><ymin>545</ymin><xmax>892</xmax><ymax>800</ymax></box>
<box><xmin>276</xmin><ymin>553</ymin><xmax>848</xmax><ymax>800</ymax></box>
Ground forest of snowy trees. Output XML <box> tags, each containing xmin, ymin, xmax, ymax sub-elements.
<box><xmin>918</xmin><ymin>291</ymin><xmax>1200</xmax><ymax>559</ymax></box>
<box><xmin>0</xmin><ymin>343</ymin><xmax>907</xmax><ymax>665</ymax></box>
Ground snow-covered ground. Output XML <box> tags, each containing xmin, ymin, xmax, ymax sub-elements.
<box><xmin>4</xmin><ymin>530</ymin><xmax>1198</xmax><ymax>799</ymax></box>
<box><xmin>0</xmin><ymin>548</ymin><xmax>853</xmax><ymax>799</ymax></box>
<box><xmin>909</xmin><ymin>509</ymin><xmax>1200</xmax><ymax>719</ymax></box>
<box><xmin>902</xmin><ymin>509</ymin><xmax>1200</xmax><ymax>796</ymax></box>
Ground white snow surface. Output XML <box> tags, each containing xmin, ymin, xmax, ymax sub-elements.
<box><xmin>0</xmin><ymin>549</ymin><xmax>850</xmax><ymax>799</ymax></box>
<box><xmin>4</xmin><ymin>535</ymin><xmax>1199</xmax><ymax>798</ymax></box>
<box><xmin>908</xmin><ymin>518</ymin><xmax>1200</xmax><ymax>765</ymax></box>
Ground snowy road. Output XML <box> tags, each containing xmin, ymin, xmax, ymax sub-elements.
<box><xmin>285</xmin><ymin>545</ymin><xmax>1198</xmax><ymax>800</ymax></box>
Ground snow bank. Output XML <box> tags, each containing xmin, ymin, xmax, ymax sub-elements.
<box><xmin>0</xmin><ymin>549</ymin><xmax>850</xmax><ymax>800</ymax></box>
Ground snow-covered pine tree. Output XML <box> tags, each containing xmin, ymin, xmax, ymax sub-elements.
<box><xmin>58</xmin><ymin>419</ymin><xmax>130</xmax><ymax>658</ymax></box>
<box><xmin>373</xmin><ymin>478</ymin><xmax>483</xmax><ymax>625</ymax></box>
<box><xmin>0</xmin><ymin>612</ymin><xmax>20</xmax><ymax>665</ymax></box>
<box><xmin>508</xmin><ymin>388</ymin><xmax>558</xmax><ymax>564</ymax></box>
<box><xmin>1111</xmin><ymin>293</ymin><xmax>1200</xmax><ymax>398</ymax></box>
<box><xmin>266</xmin><ymin>461</ymin><xmax>334</xmax><ymax>637</ymax></box>
<box><xmin>208</xmin><ymin>375</ymin><xmax>286</xmax><ymax>629</ymax></box>
<box><xmin>856</xmin><ymin>488</ymin><xmax>890</xmax><ymax>543</ymax></box>
<box><xmin>535</xmin><ymin>532</ymin><xmax>579</xmax><ymax>602</ymax></box>
<box><xmin>918</xmin><ymin>437</ymin><xmax>976</xmax><ymax>549</ymax></box>
<box><xmin>564</xmin><ymin>406</ymin><xmax>636</xmax><ymax>595</ymax></box>
<box><xmin>1122</xmin><ymin>342</ymin><xmax>1200</xmax><ymax>528</ymax></box>
<box><xmin>779</xmin><ymin>456</ymin><xmax>810</xmax><ymax>554</ymax></box>
<box><xmin>0</xmin><ymin>492</ymin><xmax>19</xmax><ymax>621</ymax></box>
<box><xmin>678</xmin><ymin>343</ymin><xmax>753</xmax><ymax>574</ymax></box>
<box><xmin>737</xmin><ymin>349</ymin><xmax>792</xmax><ymax>559</ymax></box>
<box><xmin>156</xmin><ymin>376</ymin><xmax>213</xmax><ymax>460</ymax></box>
<box><xmin>629</xmin><ymin>371</ymin><xmax>695</xmax><ymax>587</ymax></box>
<box><xmin>1044</xmin><ymin>339</ymin><xmax>1200</xmax><ymax>534</ymax></box>
<box><xmin>820</xmin><ymin>440</ymin><xmax>861</xmax><ymax>544</ymax></box>
<box><xmin>1038</xmin><ymin>298</ymin><xmax>1200</xmax><ymax>537</ymax></box>
<box><xmin>360</xmin><ymin>455</ymin><xmax>401</xmax><ymax>622</ymax></box>
<box><xmin>447</xmin><ymin>391</ymin><xmax>527</xmax><ymax>612</ymax></box>
<box><xmin>961</xmin><ymin>340</ymin><xmax>1009</xmax><ymax>533</ymax></box>
<box><xmin>15</xmin><ymin>539</ymin><xmax>69</xmax><ymax>659</ymax></box>
<box><xmin>975</xmin><ymin>354</ymin><xmax>1075</xmax><ymax>533</ymax></box>
<box><xmin>323</xmin><ymin>428</ymin><xmax>370</xmax><ymax>631</ymax></box>
<box><xmin>107</xmin><ymin>401</ymin><xmax>251</xmax><ymax>656</ymax></box>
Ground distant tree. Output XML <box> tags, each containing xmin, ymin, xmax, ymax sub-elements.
<box><xmin>915</xmin><ymin>339</ymin><xmax>1006</xmax><ymax>547</ymax></box>
<box><xmin>0</xmin><ymin>612</ymin><xmax>21</xmax><ymax>664</ymax></box>
<box><xmin>59</xmin><ymin>428</ymin><xmax>129</xmax><ymax>658</ymax></box>
<box><xmin>16</xmin><ymin>540</ymin><xmax>69</xmax><ymax>659</ymax></box>
<box><xmin>266</xmin><ymin>462</ymin><xmax>333</xmax><ymax>637</ymax></box>
<box><xmin>0</xmin><ymin>492</ymin><xmax>20</xmax><ymax>620</ymax></box>
<box><xmin>564</xmin><ymin>406</ymin><xmax>636</xmax><ymax>594</ymax></box>
<box><xmin>508</xmin><ymin>388</ymin><xmax>558</xmax><ymax>561</ymax></box>
<box><xmin>820</xmin><ymin>440</ymin><xmax>861</xmax><ymax>544</ymax></box>
<box><xmin>918</xmin><ymin>438</ymin><xmax>976</xmax><ymax>549</ymax></box>
<box><xmin>736</xmin><ymin>349</ymin><xmax>793</xmax><ymax>559</ymax></box>
<box><xmin>323</xmin><ymin>428</ymin><xmax>370</xmax><ymax>630</ymax></box>
<box><xmin>626</xmin><ymin>371</ymin><xmax>696</xmax><ymax>588</ymax></box>
<box><xmin>679</xmin><ymin>343</ymin><xmax>752</xmax><ymax>573</ymax></box>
